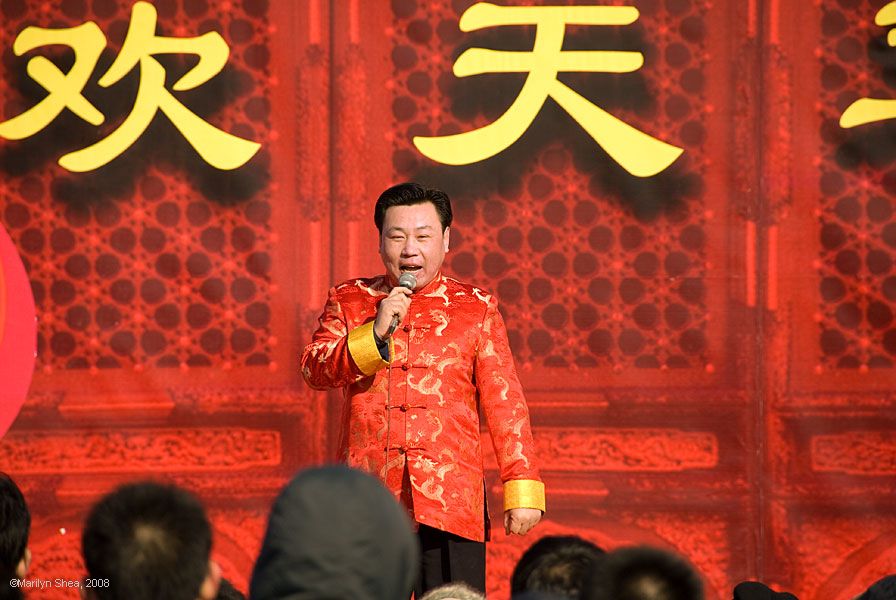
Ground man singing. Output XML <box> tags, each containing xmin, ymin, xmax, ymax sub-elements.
<box><xmin>301</xmin><ymin>182</ymin><xmax>544</xmax><ymax>595</ymax></box>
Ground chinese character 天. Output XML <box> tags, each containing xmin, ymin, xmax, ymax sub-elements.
<box><xmin>412</xmin><ymin>2</ymin><xmax>683</xmax><ymax>178</ymax></box>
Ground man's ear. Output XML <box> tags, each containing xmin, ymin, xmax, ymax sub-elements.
<box><xmin>15</xmin><ymin>547</ymin><xmax>31</xmax><ymax>579</ymax></box>
<box><xmin>197</xmin><ymin>559</ymin><xmax>221</xmax><ymax>600</ymax></box>
<box><xmin>443</xmin><ymin>226</ymin><xmax>450</xmax><ymax>252</ymax></box>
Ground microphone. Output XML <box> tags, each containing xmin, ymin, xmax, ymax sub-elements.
<box><xmin>386</xmin><ymin>272</ymin><xmax>416</xmax><ymax>337</ymax></box>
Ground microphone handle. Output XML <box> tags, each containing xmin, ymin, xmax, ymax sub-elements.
<box><xmin>384</xmin><ymin>279</ymin><xmax>413</xmax><ymax>338</ymax></box>
<box><xmin>386</xmin><ymin>314</ymin><xmax>400</xmax><ymax>337</ymax></box>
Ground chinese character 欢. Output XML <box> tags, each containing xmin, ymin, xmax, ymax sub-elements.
<box><xmin>0</xmin><ymin>1</ymin><xmax>260</xmax><ymax>172</ymax></box>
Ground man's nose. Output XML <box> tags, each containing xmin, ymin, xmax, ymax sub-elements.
<box><xmin>401</xmin><ymin>240</ymin><xmax>419</xmax><ymax>255</ymax></box>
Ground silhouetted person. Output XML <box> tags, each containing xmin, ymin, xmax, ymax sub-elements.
<box><xmin>510</xmin><ymin>535</ymin><xmax>605</xmax><ymax>598</ymax></box>
<box><xmin>215</xmin><ymin>578</ymin><xmax>246</xmax><ymax>600</ymax></box>
<box><xmin>419</xmin><ymin>581</ymin><xmax>486</xmax><ymax>600</ymax></box>
<box><xmin>250</xmin><ymin>465</ymin><xmax>419</xmax><ymax>600</ymax></box>
<box><xmin>512</xmin><ymin>592</ymin><xmax>567</xmax><ymax>600</ymax></box>
<box><xmin>733</xmin><ymin>581</ymin><xmax>798</xmax><ymax>599</ymax></box>
<box><xmin>581</xmin><ymin>545</ymin><xmax>704</xmax><ymax>600</ymax></box>
<box><xmin>854</xmin><ymin>575</ymin><xmax>896</xmax><ymax>600</ymax></box>
<box><xmin>0</xmin><ymin>473</ymin><xmax>30</xmax><ymax>600</ymax></box>
<box><xmin>82</xmin><ymin>482</ymin><xmax>221</xmax><ymax>600</ymax></box>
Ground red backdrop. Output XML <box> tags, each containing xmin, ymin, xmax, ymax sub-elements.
<box><xmin>1</xmin><ymin>1</ymin><xmax>895</xmax><ymax>599</ymax></box>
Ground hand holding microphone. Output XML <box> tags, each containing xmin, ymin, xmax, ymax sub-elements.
<box><xmin>374</xmin><ymin>272</ymin><xmax>416</xmax><ymax>340</ymax></box>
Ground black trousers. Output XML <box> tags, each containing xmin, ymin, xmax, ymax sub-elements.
<box><xmin>414</xmin><ymin>524</ymin><xmax>486</xmax><ymax>597</ymax></box>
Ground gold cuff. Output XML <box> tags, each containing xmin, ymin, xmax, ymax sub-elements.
<box><xmin>503</xmin><ymin>479</ymin><xmax>546</xmax><ymax>512</ymax></box>
<box><xmin>347</xmin><ymin>321</ymin><xmax>389</xmax><ymax>376</ymax></box>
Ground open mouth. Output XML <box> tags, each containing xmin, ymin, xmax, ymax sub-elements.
<box><xmin>400</xmin><ymin>265</ymin><xmax>422</xmax><ymax>273</ymax></box>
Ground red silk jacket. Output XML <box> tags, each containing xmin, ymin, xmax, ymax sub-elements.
<box><xmin>301</xmin><ymin>272</ymin><xmax>544</xmax><ymax>542</ymax></box>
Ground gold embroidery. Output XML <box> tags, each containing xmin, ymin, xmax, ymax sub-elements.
<box><xmin>411</xmin><ymin>475</ymin><xmax>449</xmax><ymax>511</ymax></box>
<box><xmin>424</xmin><ymin>283</ymin><xmax>450</xmax><ymax>306</ymax></box>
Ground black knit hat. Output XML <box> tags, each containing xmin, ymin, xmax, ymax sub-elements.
<box><xmin>733</xmin><ymin>581</ymin><xmax>799</xmax><ymax>600</ymax></box>
<box><xmin>854</xmin><ymin>575</ymin><xmax>896</xmax><ymax>600</ymax></box>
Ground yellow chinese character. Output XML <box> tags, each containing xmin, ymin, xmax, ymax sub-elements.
<box><xmin>62</xmin><ymin>1</ymin><xmax>260</xmax><ymax>172</ymax></box>
<box><xmin>413</xmin><ymin>3</ymin><xmax>683</xmax><ymax>178</ymax></box>
<box><xmin>840</xmin><ymin>2</ymin><xmax>896</xmax><ymax>129</ymax></box>
<box><xmin>0</xmin><ymin>1</ymin><xmax>260</xmax><ymax>172</ymax></box>
<box><xmin>0</xmin><ymin>22</ymin><xmax>106</xmax><ymax>139</ymax></box>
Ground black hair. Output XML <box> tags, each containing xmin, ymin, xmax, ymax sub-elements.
<box><xmin>581</xmin><ymin>545</ymin><xmax>704</xmax><ymax>600</ymax></box>
<box><xmin>0</xmin><ymin>473</ymin><xmax>29</xmax><ymax>600</ymax></box>
<box><xmin>215</xmin><ymin>578</ymin><xmax>246</xmax><ymax>600</ymax></box>
<box><xmin>374</xmin><ymin>182</ymin><xmax>453</xmax><ymax>233</ymax></box>
<box><xmin>511</xmin><ymin>535</ymin><xmax>605</xmax><ymax>598</ymax></box>
<box><xmin>82</xmin><ymin>482</ymin><xmax>212</xmax><ymax>600</ymax></box>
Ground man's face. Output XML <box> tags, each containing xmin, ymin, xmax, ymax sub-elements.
<box><xmin>379</xmin><ymin>202</ymin><xmax>450</xmax><ymax>289</ymax></box>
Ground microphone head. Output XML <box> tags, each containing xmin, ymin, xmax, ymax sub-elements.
<box><xmin>397</xmin><ymin>272</ymin><xmax>417</xmax><ymax>291</ymax></box>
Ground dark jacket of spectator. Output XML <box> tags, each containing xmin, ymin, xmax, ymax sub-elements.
<box><xmin>854</xmin><ymin>575</ymin><xmax>896</xmax><ymax>600</ymax></box>
<box><xmin>250</xmin><ymin>465</ymin><xmax>419</xmax><ymax>600</ymax></box>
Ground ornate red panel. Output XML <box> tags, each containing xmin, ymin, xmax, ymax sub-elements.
<box><xmin>773</xmin><ymin>0</ymin><xmax>896</xmax><ymax>598</ymax></box>
<box><xmin>0</xmin><ymin>1</ymin><xmax>327</xmax><ymax>597</ymax></box>
<box><xmin>0</xmin><ymin>1</ymin><xmax>894</xmax><ymax>599</ymax></box>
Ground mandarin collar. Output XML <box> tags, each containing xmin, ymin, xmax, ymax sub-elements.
<box><xmin>415</xmin><ymin>271</ymin><xmax>444</xmax><ymax>295</ymax></box>
<box><xmin>377</xmin><ymin>271</ymin><xmax>443</xmax><ymax>295</ymax></box>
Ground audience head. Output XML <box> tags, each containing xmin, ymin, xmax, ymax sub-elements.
<box><xmin>419</xmin><ymin>581</ymin><xmax>486</xmax><ymax>600</ymax></box>
<box><xmin>250</xmin><ymin>465</ymin><xmax>419</xmax><ymax>600</ymax></box>
<box><xmin>511</xmin><ymin>592</ymin><xmax>569</xmax><ymax>600</ymax></box>
<box><xmin>733</xmin><ymin>581</ymin><xmax>798</xmax><ymax>599</ymax></box>
<box><xmin>854</xmin><ymin>574</ymin><xmax>896</xmax><ymax>600</ymax></box>
<box><xmin>81</xmin><ymin>481</ymin><xmax>220</xmax><ymax>600</ymax></box>
<box><xmin>214</xmin><ymin>578</ymin><xmax>246</xmax><ymax>600</ymax></box>
<box><xmin>581</xmin><ymin>545</ymin><xmax>704</xmax><ymax>600</ymax></box>
<box><xmin>511</xmin><ymin>534</ymin><xmax>605</xmax><ymax>598</ymax></box>
<box><xmin>0</xmin><ymin>473</ymin><xmax>30</xmax><ymax>600</ymax></box>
